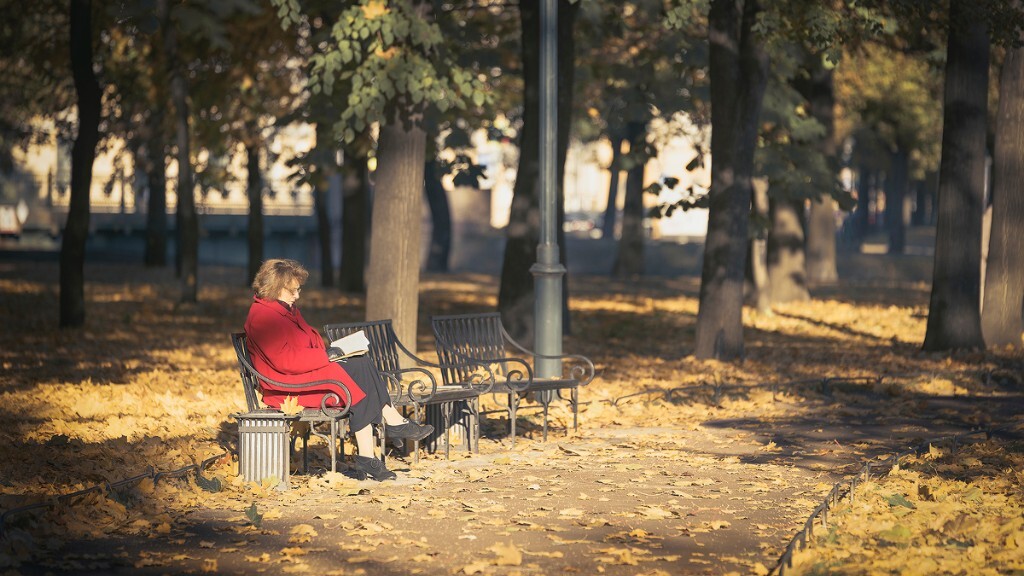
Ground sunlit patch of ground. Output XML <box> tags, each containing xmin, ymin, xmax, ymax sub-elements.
<box><xmin>787</xmin><ymin>429</ymin><xmax>1024</xmax><ymax>575</ymax></box>
<box><xmin>0</xmin><ymin>261</ymin><xmax>1021</xmax><ymax>573</ymax></box>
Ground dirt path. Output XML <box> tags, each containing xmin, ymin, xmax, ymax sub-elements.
<box><xmin>21</xmin><ymin>386</ymin><xmax>1020</xmax><ymax>576</ymax></box>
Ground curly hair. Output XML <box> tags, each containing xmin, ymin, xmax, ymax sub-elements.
<box><xmin>252</xmin><ymin>259</ymin><xmax>309</xmax><ymax>300</ymax></box>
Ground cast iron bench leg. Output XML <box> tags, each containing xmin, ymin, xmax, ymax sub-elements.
<box><xmin>509</xmin><ymin>393</ymin><xmax>519</xmax><ymax>448</ymax></box>
<box><xmin>412</xmin><ymin>404</ymin><xmax>422</xmax><ymax>464</ymax></box>
<box><xmin>288</xmin><ymin>431</ymin><xmax>310</xmax><ymax>475</ymax></box>
<box><xmin>572</xmin><ymin>387</ymin><xmax>579</xmax><ymax>432</ymax></box>
<box><xmin>471</xmin><ymin>397</ymin><xmax>480</xmax><ymax>454</ymax></box>
<box><xmin>542</xmin><ymin>395</ymin><xmax>550</xmax><ymax>442</ymax></box>
<box><xmin>443</xmin><ymin>401</ymin><xmax>453</xmax><ymax>460</ymax></box>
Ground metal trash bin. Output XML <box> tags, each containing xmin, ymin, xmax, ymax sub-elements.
<box><xmin>233</xmin><ymin>410</ymin><xmax>295</xmax><ymax>490</ymax></box>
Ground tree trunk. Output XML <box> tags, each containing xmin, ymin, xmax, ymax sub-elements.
<box><xmin>982</xmin><ymin>44</ymin><xmax>1024</xmax><ymax>348</ymax></box>
<box><xmin>767</xmin><ymin>198</ymin><xmax>809</xmax><ymax>304</ymax></box>
<box><xmin>611</xmin><ymin>121</ymin><xmax>647</xmax><ymax>278</ymax></box>
<box><xmin>143</xmin><ymin>115</ymin><xmax>167</xmax><ymax>267</ymax></box>
<box><xmin>313</xmin><ymin>124</ymin><xmax>335</xmax><ymax>287</ymax></box>
<box><xmin>366</xmin><ymin>117</ymin><xmax>426</xmax><ymax>353</ymax></box>
<box><xmin>745</xmin><ymin>178</ymin><xmax>771</xmax><ymax>314</ymax></box>
<box><xmin>424</xmin><ymin>158</ymin><xmax>452</xmax><ymax>272</ymax></box>
<box><xmin>847</xmin><ymin>166</ymin><xmax>872</xmax><ymax>249</ymax></box>
<box><xmin>246</xmin><ymin>143</ymin><xmax>263</xmax><ymax>286</ymax></box>
<box><xmin>601</xmin><ymin>134</ymin><xmax>624</xmax><ymax>239</ymax></box>
<box><xmin>806</xmin><ymin>199</ymin><xmax>838</xmax><ymax>282</ymax></box>
<box><xmin>800</xmin><ymin>60</ymin><xmax>839</xmax><ymax>284</ymax></box>
<box><xmin>498</xmin><ymin>0</ymin><xmax>577</xmax><ymax>342</ymax></box>
<box><xmin>911</xmin><ymin>180</ymin><xmax>927</xmax><ymax>226</ymax></box>
<box><xmin>60</xmin><ymin>0</ymin><xmax>101</xmax><ymax>328</ymax></box>
<box><xmin>340</xmin><ymin>146</ymin><xmax>369</xmax><ymax>293</ymax></box>
<box><xmin>694</xmin><ymin>0</ymin><xmax>768</xmax><ymax>360</ymax></box>
<box><xmin>886</xmin><ymin>148</ymin><xmax>908</xmax><ymax>254</ymax></box>
<box><xmin>923</xmin><ymin>0</ymin><xmax>989</xmax><ymax>351</ymax></box>
<box><xmin>160</xmin><ymin>0</ymin><xmax>198</xmax><ymax>303</ymax></box>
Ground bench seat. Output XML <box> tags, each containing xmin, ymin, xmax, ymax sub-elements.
<box><xmin>430</xmin><ymin>312</ymin><xmax>595</xmax><ymax>445</ymax></box>
<box><xmin>324</xmin><ymin>319</ymin><xmax>493</xmax><ymax>460</ymax></box>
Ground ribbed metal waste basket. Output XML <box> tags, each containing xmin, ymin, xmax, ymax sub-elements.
<box><xmin>233</xmin><ymin>410</ymin><xmax>294</xmax><ymax>490</ymax></box>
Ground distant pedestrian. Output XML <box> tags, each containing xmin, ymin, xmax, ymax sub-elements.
<box><xmin>244</xmin><ymin>258</ymin><xmax>431</xmax><ymax>481</ymax></box>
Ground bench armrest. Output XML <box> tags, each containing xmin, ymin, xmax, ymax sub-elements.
<box><xmin>235</xmin><ymin>351</ymin><xmax>353</xmax><ymax>418</ymax></box>
<box><xmin>390</xmin><ymin>338</ymin><xmax>498</xmax><ymax>396</ymax></box>
<box><xmin>501</xmin><ymin>328</ymin><xmax>596</xmax><ymax>386</ymax></box>
<box><xmin>433</xmin><ymin>340</ymin><xmax>533</xmax><ymax>393</ymax></box>
<box><xmin>382</xmin><ymin>367</ymin><xmax>436</xmax><ymax>404</ymax></box>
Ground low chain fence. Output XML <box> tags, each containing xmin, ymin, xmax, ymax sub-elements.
<box><xmin>769</xmin><ymin>421</ymin><xmax>1023</xmax><ymax>575</ymax></box>
<box><xmin>0</xmin><ymin>451</ymin><xmax>226</xmax><ymax>539</ymax></box>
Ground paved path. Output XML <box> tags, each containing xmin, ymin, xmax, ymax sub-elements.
<box><xmin>15</xmin><ymin>385</ymin><xmax>1022</xmax><ymax>576</ymax></box>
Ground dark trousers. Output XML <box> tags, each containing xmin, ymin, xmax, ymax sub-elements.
<box><xmin>337</xmin><ymin>355</ymin><xmax>390</xmax><ymax>431</ymax></box>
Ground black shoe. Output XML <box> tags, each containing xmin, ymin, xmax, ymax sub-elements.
<box><xmin>385</xmin><ymin>420</ymin><xmax>434</xmax><ymax>442</ymax></box>
<box><xmin>342</xmin><ymin>467</ymin><xmax>367</xmax><ymax>481</ymax></box>
<box><xmin>352</xmin><ymin>455</ymin><xmax>397</xmax><ymax>481</ymax></box>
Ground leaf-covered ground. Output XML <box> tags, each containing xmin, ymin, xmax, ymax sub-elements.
<box><xmin>787</xmin><ymin>431</ymin><xmax>1024</xmax><ymax>575</ymax></box>
<box><xmin>0</xmin><ymin>258</ymin><xmax>1021</xmax><ymax>574</ymax></box>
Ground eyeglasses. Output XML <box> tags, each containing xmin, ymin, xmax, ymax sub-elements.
<box><xmin>287</xmin><ymin>285</ymin><xmax>302</xmax><ymax>295</ymax></box>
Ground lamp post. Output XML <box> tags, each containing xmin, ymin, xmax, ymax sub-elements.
<box><xmin>530</xmin><ymin>0</ymin><xmax>564</xmax><ymax>383</ymax></box>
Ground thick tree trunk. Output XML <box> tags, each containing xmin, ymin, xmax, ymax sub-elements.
<box><xmin>847</xmin><ymin>167</ymin><xmax>872</xmax><ymax>249</ymax></box>
<box><xmin>694</xmin><ymin>0</ymin><xmax>768</xmax><ymax>360</ymax></box>
<box><xmin>800</xmin><ymin>60</ymin><xmax>839</xmax><ymax>284</ymax></box>
<box><xmin>911</xmin><ymin>180</ymin><xmax>928</xmax><ymax>226</ymax></box>
<box><xmin>340</xmin><ymin>148</ymin><xmax>369</xmax><ymax>293</ymax></box>
<box><xmin>498</xmin><ymin>0</ymin><xmax>577</xmax><ymax>342</ymax></box>
<box><xmin>886</xmin><ymin>148</ymin><xmax>908</xmax><ymax>254</ymax></box>
<box><xmin>424</xmin><ymin>158</ymin><xmax>452</xmax><ymax>272</ymax></box>
<box><xmin>601</xmin><ymin>134</ymin><xmax>624</xmax><ymax>240</ymax></box>
<box><xmin>770</xmin><ymin>198</ymin><xmax>806</xmax><ymax>301</ymax></box>
<box><xmin>245</xmin><ymin>143</ymin><xmax>263</xmax><ymax>286</ymax></box>
<box><xmin>982</xmin><ymin>45</ymin><xmax>1024</xmax><ymax>348</ymax></box>
<box><xmin>142</xmin><ymin>26</ymin><xmax>168</xmax><ymax>269</ymax></box>
<box><xmin>806</xmin><ymin>199</ymin><xmax>838</xmax><ymax>282</ymax></box>
<box><xmin>60</xmin><ymin>0</ymin><xmax>101</xmax><ymax>328</ymax></box>
<box><xmin>767</xmin><ymin>198</ymin><xmax>809</xmax><ymax>304</ymax></box>
<box><xmin>611</xmin><ymin>121</ymin><xmax>647</xmax><ymax>278</ymax></box>
<box><xmin>160</xmin><ymin>0</ymin><xmax>198</xmax><ymax>303</ymax></box>
<box><xmin>745</xmin><ymin>178</ymin><xmax>771</xmax><ymax>314</ymax></box>
<box><xmin>313</xmin><ymin>124</ymin><xmax>335</xmax><ymax>287</ymax></box>
<box><xmin>366</xmin><ymin>118</ymin><xmax>426</xmax><ymax>353</ymax></box>
<box><xmin>923</xmin><ymin>1</ymin><xmax>989</xmax><ymax>351</ymax></box>
<box><xmin>143</xmin><ymin>117</ymin><xmax>167</xmax><ymax>267</ymax></box>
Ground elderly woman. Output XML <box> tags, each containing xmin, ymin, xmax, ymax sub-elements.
<box><xmin>244</xmin><ymin>258</ymin><xmax>431</xmax><ymax>481</ymax></box>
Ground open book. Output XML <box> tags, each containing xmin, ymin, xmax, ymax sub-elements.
<box><xmin>327</xmin><ymin>330</ymin><xmax>370</xmax><ymax>361</ymax></box>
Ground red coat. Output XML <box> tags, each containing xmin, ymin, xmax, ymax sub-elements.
<box><xmin>243</xmin><ymin>296</ymin><xmax>366</xmax><ymax>409</ymax></box>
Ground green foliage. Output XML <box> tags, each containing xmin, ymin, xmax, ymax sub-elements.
<box><xmin>195</xmin><ymin>472</ymin><xmax>222</xmax><ymax>493</ymax></box>
<box><xmin>835</xmin><ymin>42</ymin><xmax>943</xmax><ymax>178</ymax></box>
<box><xmin>886</xmin><ymin>493</ymin><xmax>916</xmax><ymax>509</ymax></box>
<box><xmin>0</xmin><ymin>1</ymin><xmax>76</xmax><ymax>157</ymax></box>
<box><xmin>646</xmin><ymin>175</ymin><xmax>710</xmax><ymax>218</ymax></box>
<box><xmin>758</xmin><ymin>0</ymin><xmax>885</xmax><ymax>65</ymax></box>
<box><xmin>244</xmin><ymin>502</ymin><xmax>263</xmax><ymax>527</ymax></box>
<box><xmin>664</xmin><ymin>0</ymin><xmax>709</xmax><ymax>32</ymax></box>
<box><xmin>757</xmin><ymin>67</ymin><xmax>846</xmax><ymax>206</ymax></box>
<box><xmin>575</xmin><ymin>0</ymin><xmax>708</xmax><ymax>146</ymax></box>
<box><xmin>272</xmin><ymin>0</ymin><xmax>490</xmax><ymax>143</ymax></box>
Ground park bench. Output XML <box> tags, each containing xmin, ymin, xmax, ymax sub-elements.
<box><xmin>323</xmin><ymin>319</ymin><xmax>494</xmax><ymax>460</ymax></box>
<box><xmin>230</xmin><ymin>332</ymin><xmax>356</xmax><ymax>481</ymax></box>
<box><xmin>430</xmin><ymin>312</ymin><xmax>596</xmax><ymax>446</ymax></box>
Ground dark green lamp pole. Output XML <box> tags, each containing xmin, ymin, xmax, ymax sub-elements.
<box><xmin>531</xmin><ymin>0</ymin><xmax>564</xmax><ymax>382</ymax></box>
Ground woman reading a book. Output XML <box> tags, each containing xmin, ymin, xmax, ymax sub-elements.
<box><xmin>244</xmin><ymin>258</ymin><xmax>432</xmax><ymax>481</ymax></box>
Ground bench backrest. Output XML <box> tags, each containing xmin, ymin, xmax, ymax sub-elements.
<box><xmin>230</xmin><ymin>332</ymin><xmax>262</xmax><ymax>412</ymax></box>
<box><xmin>431</xmin><ymin>312</ymin><xmax>508</xmax><ymax>386</ymax></box>
<box><xmin>323</xmin><ymin>319</ymin><xmax>403</xmax><ymax>376</ymax></box>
